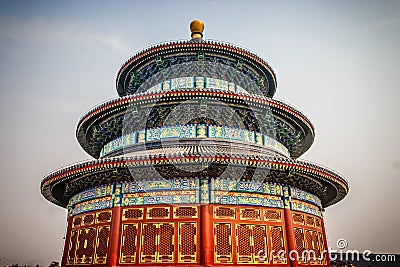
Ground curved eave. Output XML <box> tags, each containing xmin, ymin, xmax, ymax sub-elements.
<box><xmin>76</xmin><ymin>91</ymin><xmax>315</xmax><ymax>159</ymax></box>
<box><xmin>41</xmin><ymin>154</ymin><xmax>348</xmax><ymax>209</ymax></box>
<box><xmin>116</xmin><ymin>40</ymin><xmax>277</xmax><ymax>97</ymax></box>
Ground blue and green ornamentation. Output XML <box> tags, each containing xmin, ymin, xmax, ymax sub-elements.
<box><xmin>100</xmin><ymin>125</ymin><xmax>290</xmax><ymax>157</ymax></box>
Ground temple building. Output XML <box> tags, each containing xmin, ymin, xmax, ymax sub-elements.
<box><xmin>41</xmin><ymin>20</ymin><xmax>348</xmax><ymax>267</ymax></box>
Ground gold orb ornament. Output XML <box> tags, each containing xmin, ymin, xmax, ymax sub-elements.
<box><xmin>190</xmin><ymin>20</ymin><xmax>204</xmax><ymax>39</ymax></box>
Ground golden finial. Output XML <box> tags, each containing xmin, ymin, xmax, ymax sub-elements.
<box><xmin>190</xmin><ymin>20</ymin><xmax>205</xmax><ymax>39</ymax></box>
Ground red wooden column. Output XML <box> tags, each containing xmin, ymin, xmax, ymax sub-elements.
<box><xmin>61</xmin><ymin>215</ymin><xmax>73</xmax><ymax>267</ymax></box>
<box><xmin>320</xmin><ymin>216</ymin><xmax>331</xmax><ymax>267</ymax></box>
<box><xmin>108</xmin><ymin>206</ymin><xmax>122</xmax><ymax>267</ymax></box>
<box><xmin>283</xmin><ymin>207</ymin><xmax>299</xmax><ymax>267</ymax></box>
<box><xmin>282</xmin><ymin>187</ymin><xmax>298</xmax><ymax>267</ymax></box>
<box><xmin>200</xmin><ymin>204</ymin><xmax>213</xmax><ymax>267</ymax></box>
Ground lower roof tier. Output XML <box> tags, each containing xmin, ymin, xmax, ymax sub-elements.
<box><xmin>41</xmin><ymin>146</ymin><xmax>348</xmax><ymax>209</ymax></box>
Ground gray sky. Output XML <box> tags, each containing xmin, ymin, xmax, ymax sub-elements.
<box><xmin>0</xmin><ymin>0</ymin><xmax>399</xmax><ymax>265</ymax></box>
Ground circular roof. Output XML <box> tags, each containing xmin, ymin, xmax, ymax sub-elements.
<box><xmin>76</xmin><ymin>90</ymin><xmax>314</xmax><ymax>159</ymax></box>
<box><xmin>116</xmin><ymin>40</ymin><xmax>277</xmax><ymax>97</ymax></box>
<box><xmin>41</xmin><ymin>146</ymin><xmax>348</xmax><ymax>209</ymax></box>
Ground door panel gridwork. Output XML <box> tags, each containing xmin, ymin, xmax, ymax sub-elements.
<box><xmin>119</xmin><ymin>206</ymin><xmax>199</xmax><ymax>265</ymax></box>
<box><xmin>269</xmin><ymin>225</ymin><xmax>287</xmax><ymax>264</ymax></box>
<box><xmin>174</xmin><ymin>206</ymin><xmax>198</xmax><ymax>218</ymax></box>
<box><xmin>214</xmin><ymin>223</ymin><xmax>233</xmax><ymax>263</ymax></box>
<box><xmin>122</xmin><ymin>208</ymin><xmax>144</xmax><ymax>220</ymax></box>
<box><xmin>265</xmin><ymin>210</ymin><xmax>282</xmax><ymax>222</ymax></box>
<box><xmin>211</xmin><ymin>206</ymin><xmax>287</xmax><ymax>265</ymax></box>
<box><xmin>83</xmin><ymin>214</ymin><xmax>95</xmax><ymax>226</ymax></box>
<box><xmin>315</xmin><ymin>218</ymin><xmax>321</xmax><ymax>229</ymax></box>
<box><xmin>294</xmin><ymin>227</ymin><xmax>307</xmax><ymax>264</ymax></box>
<box><xmin>96</xmin><ymin>211</ymin><xmax>112</xmax><ymax>223</ymax></box>
<box><xmin>292</xmin><ymin>212</ymin><xmax>327</xmax><ymax>265</ymax></box>
<box><xmin>120</xmin><ymin>224</ymin><xmax>138</xmax><ymax>264</ymax></box>
<box><xmin>158</xmin><ymin>223</ymin><xmax>174</xmax><ymax>262</ymax></box>
<box><xmin>93</xmin><ymin>226</ymin><xmax>110</xmax><ymax>264</ymax></box>
<box><xmin>317</xmin><ymin>232</ymin><xmax>327</xmax><ymax>264</ymax></box>
<box><xmin>140</xmin><ymin>223</ymin><xmax>175</xmax><ymax>263</ymax></box>
<box><xmin>253</xmin><ymin>225</ymin><xmax>268</xmax><ymax>264</ymax></box>
<box><xmin>73</xmin><ymin>217</ymin><xmax>82</xmax><ymax>227</ymax></box>
<box><xmin>214</xmin><ymin>206</ymin><xmax>236</xmax><ymax>219</ymax></box>
<box><xmin>306</xmin><ymin>216</ymin><xmax>315</xmax><ymax>227</ymax></box>
<box><xmin>305</xmin><ymin>230</ymin><xmax>324</xmax><ymax>265</ymax></box>
<box><xmin>236</xmin><ymin>224</ymin><xmax>252</xmax><ymax>263</ymax></box>
<box><xmin>240</xmin><ymin>208</ymin><xmax>261</xmax><ymax>221</ymax></box>
<box><xmin>140</xmin><ymin>223</ymin><xmax>158</xmax><ymax>263</ymax></box>
<box><xmin>293</xmin><ymin>213</ymin><xmax>305</xmax><ymax>225</ymax></box>
<box><xmin>147</xmin><ymin>207</ymin><xmax>170</xmax><ymax>219</ymax></box>
<box><xmin>236</xmin><ymin>224</ymin><xmax>268</xmax><ymax>264</ymax></box>
<box><xmin>66</xmin><ymin>211</ymin><xmax>112</xmax><ymax>266</ymax></box>
<box><xmin>67</xmin><ymin>231</ymin><xmax>78</xmax><ymax>265</ymax></box>
<box><xmin>75</xmin><ymin>228</ymin><xmax>96</xmax><ymax>264</ymax></box>
<box><xmin>178</xmin><ymin>222</ymin><xmax>197</xmax><ymax>263</ymax></box>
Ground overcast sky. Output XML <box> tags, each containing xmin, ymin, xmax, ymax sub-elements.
<box><xmin>0</xmin><ymin>0</ymin><xmax>399</xmax><ymax>265</ymax></box>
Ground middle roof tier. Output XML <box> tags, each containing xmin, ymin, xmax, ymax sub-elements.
<box><xmin>76</xmin><ymin>86</ymin><xmax>314</xmax><ymax>159</ymax></box>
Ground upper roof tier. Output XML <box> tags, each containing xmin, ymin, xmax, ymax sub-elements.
<box><xmin>116</xmin><ymin>39</ymin><xmax>277</xmax><ymax>98</ymax></box>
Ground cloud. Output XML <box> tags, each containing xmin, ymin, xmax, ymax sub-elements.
<box><xmin>0</xmin><ymin>17</ymin><xmax>131</xmax><ymax>54</ymax></box>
